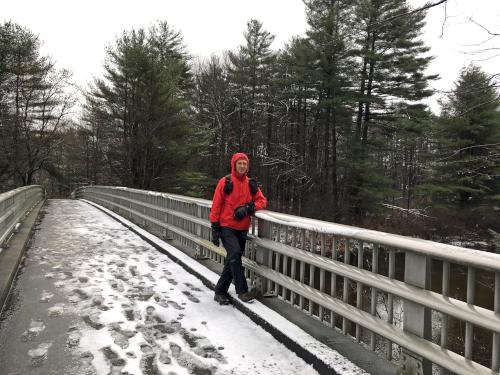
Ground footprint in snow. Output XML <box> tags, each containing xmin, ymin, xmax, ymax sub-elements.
<box><xmin>191</xmin><ymin>286</ymin><xmax>202</xmax><ymax>292</ymax></box>
<box><xmin>28</xmin><ymin>342</ymin><xmax>52</xmax><ymax>367</ymax></box>
<box><xmin>21</xmin><ymin>320</ymin><xmax>46</xmax><ymax>342</ymax></box>
<box><xmin>48</xmin><ymin>304</ymin><xmax>64</xmax><ymax>317</ymax></box>
<box><xmin>140</xmin><ymin>352</ymin><xmax>158</xmax><ymax>375</ymax></box>
<box><xmin>54</xmin><ymin>281</ymin><xmax>65</xmax><ymax>288</ymax></box>
<box><xmin>72</xmin><ymin>288</ymin><xmax>90</xmax><ymax>300</ymax></box>
<box><xmin>167</xmin><ymin>300</ymin><xmax>184</xmax><ymax>310</ymax></box>
<box><xmin>67</xmin><ymin>330</ymin><xmax>81</xmax><ymax>348</ymax></box>
<box><xmin>39</xmin><ymin>291</ymin><xmax>54</xmax><ymax>303</ymax></box>
<box><xmin>80</xmin><ymin>351</ymin><xmax>94</xmax><ymax>365</ymax></box>
<box><xmin>182</xmin><ymin>291</ymin><xmax>200</xmax><ymax>303</ymax></box>
<box><xmin>77</xmin><ymin>275</ymin><xmax>89</xmax><ymax>283</ymax></box>
<box><xmin>82</xmin><ymin>314</ymin><xmax>104</xmax><ymax>330</ymax></box>
<box><xmin>100</xmin><ymin>346</ymin><xmax>128</xmax><ymax>374</ymax></box>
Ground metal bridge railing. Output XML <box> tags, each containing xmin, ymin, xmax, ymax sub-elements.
<box><xmin>75</xmin><ymin>185</ymin><xmax>500</xmax><ymax>375</ymax></box>
<box><xmin>0</xmin><ymin>186</ymin><xmax>45</xmax><ymax>249</ymax></box>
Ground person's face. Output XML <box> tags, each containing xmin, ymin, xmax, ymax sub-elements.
<box><xmin>235</xmin><ymin>159</ymin><xmax>248</xmax><ymax>174</ymax></box>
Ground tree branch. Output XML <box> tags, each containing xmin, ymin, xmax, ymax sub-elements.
<box><xmin>438</xmin><ymin>142</ymin><xmax>500</xmax><ymax>162</ymax></box>
<box><xmin>439</xmin><ymin>0</ymin><xmax>448</xmax><ymax>38</ymax></box>
<box><xmin>467</xmin><ymin>17</ymin><xmax>500</xmax><ymax>37</ymax></box>
<box><xmin>368</xmin><ymin>0</ymin><xmax>448</xmax><ymax>30</ymax></box>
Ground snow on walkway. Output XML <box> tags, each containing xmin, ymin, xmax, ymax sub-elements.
<box><xmin>8</xmin><ymin>200</ymin><xmax>323</xmax><ymax>374</ymax></box>
<box><xmin>0</xmin><ymin>199</ymin><xmax>369</xmax><ymax>375</ymax></box>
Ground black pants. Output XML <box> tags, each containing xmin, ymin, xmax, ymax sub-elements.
<box><xmin>214</xmin><ymin>227</ymin><xmax>248</xmax><ymax>295</ymax></box>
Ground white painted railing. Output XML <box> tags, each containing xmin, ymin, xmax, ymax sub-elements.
<box><xmin>0</xmin><ymin>186</ymin><xmax>45</xmax><ymax>248</ymax></box>
<box><xmin>75</xmin><ymin>185</ymin><xmax>500</xmax><ymax>375</ymax></box>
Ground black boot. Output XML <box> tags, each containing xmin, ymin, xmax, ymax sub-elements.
<box><xmin>237</xmin><ymin>292</ymin><xmax>255</xmax><ymax>303</ymax></box>
<box><xmin>214</xmin><ymin>293</ymin><xmax>230</xmax><ymax>305</ymax></box>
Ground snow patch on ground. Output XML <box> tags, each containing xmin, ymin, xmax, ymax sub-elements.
<box><xmin>10</xmin><ymin>199</ymin><xmax>367</xmax><ymax>374</ymax></box>
<box><xmin>22</xmin><ymin>199</ymin><xmax>362</xmax><ymax>374</ymax></box>
<box><xmin>81</xmin><ymin>198</ymin><xmax>368</xmax><ymax>375</ymax></box>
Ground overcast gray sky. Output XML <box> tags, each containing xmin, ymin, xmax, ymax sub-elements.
<box><xmin>1</xmin><ymin>0</ymin><xmax>499</xmax><ymax>113</ymax></box>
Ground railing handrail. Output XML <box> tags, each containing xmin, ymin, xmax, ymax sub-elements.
<box><xmin>0</xmin><ymin>185</ymin><xmax>44</xmax><ymax>247</ymax></box>
<box><xmin>90</xmin><ymin>185</ymin><xmax>213</xmax><ymax>207</ymax></box>
<box><xmin>256</xmin><ymin>210</ymin><xmax>500</xmax><ymax>271</ymax></box>
<box><xmin>0</xmin><ymin>185</ymin><xmax>39</xmax><ymax>201</ymax></box>
<box><xmin>83</xmin><ymin>185</ymin><xmax>500</xmax><ymax>271</ymax></box>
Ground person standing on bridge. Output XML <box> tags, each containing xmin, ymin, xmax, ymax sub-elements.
<box><xmin>209</xmin><ymin>152</ymin><xmax>267</xmax><ymax>305</ymax></box>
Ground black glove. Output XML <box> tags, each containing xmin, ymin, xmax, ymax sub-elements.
<box><xmin>245</xmin><ymin>201</ymin><xmax>256</xmax><ymax>215</ymax></box>
<box><xmin>211</xmin><ymin>222</ymin><xmax>221</xmax><ymax>246</ymax></box>
<box><xmin>233</xmin><ymin>205</ymin><xmax>248</xmax><ymax>220</ymax></box>
<box><xmin>234</xmin><ymin>202</ymin><xmax>255</xmax><ymax>220</ymax></box>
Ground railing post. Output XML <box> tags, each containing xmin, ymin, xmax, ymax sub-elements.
<box><xmin>194</xmin><ymin>205</ymin><xmax>208</xmax><ymax>260</ymax></box>
<box><xmin>400</xmin><ymin>252</ymin><xmax>432</xmax><ymax>375</ymax></box>
<box><xmin>253</xmin><ymin>219</ymin><xmax>272</xmax><ymax>296</ymax></box>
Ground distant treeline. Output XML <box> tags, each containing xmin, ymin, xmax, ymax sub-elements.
<box><xmin>1</xmin><ymin>0</ymin><xmax>499</xmax><ymax>244</ymax></box>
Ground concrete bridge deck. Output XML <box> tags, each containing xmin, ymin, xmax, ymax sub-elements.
<box><xmin>0</xmin><ymin>200</ymin><xmax>366</xmax><ymax>375</ymax></box>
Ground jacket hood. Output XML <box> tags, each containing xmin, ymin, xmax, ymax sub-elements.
<box><xmin>231</xmin><ymin>152</ymin><xmax>250</xmax><ymax>178</ymax></box>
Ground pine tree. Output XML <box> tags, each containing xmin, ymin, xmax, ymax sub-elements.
<box><xmin>302</xmin><ymin>0</ymin><xmax>355</xmax><ymax>219</ymax></box>
<box><xmin>192</xmin><ymin>55</ymin><xmax>232</xmax><ymax>178</ymax></box>
<box><xmin>430</xmin><ymin>65</ymin><xmax>500</xmax><ymax>232</ymax></box>
<box><xmin>268</xmin><ymin>37</ymin><xmax>318</xmax><ymax>214</ymax></box>
<box><xmin>346</xmin><ymin>0</ymin><xmax>436</xmax><ymax>222</ymax></box>
<box><xmin>87</xmin><ymin>21</ymin><xmax>193</xmax><ymax>190</ymax></box>
<box><xmin>226</xmin><ymin>19</ymin><xmax>277</xmax><ymax>162</ymax></box>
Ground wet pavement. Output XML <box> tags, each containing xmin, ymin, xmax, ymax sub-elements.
<box><xmin>0</xmin><ymin>200</ymin><xmax>320</xmax><ymax>375</ymax></box>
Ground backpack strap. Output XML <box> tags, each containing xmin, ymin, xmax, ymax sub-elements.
<box><xmin>223</xmin><ymin>175</ymin><xmax>258</xmax><ymax>197</ymax></box>
<box><xmin>248</xmin><ymin>178</ymin><xmax>258</xmax><ymax>196</ymax></box>
<box><xmin>223</xmin><ymin>174</ymin><xmax>233</xmax><ymax>194</ymax></box>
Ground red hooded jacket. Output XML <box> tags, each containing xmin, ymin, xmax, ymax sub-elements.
<box><xmin>209</xmin><ymin>153</ymin><xmax>267</xmax><ymax>230</ymax></box>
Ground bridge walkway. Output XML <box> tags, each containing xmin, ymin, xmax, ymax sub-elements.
<box><xmin>0</xmin><ymin>199</ymin><xmax>366</xmax><ymax>375</ymax></box>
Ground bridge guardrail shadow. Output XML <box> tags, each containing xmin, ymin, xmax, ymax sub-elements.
<box><xmin>74</xmin><ymin>185</ymin><xmax>500</xmax><ymax>375</ymax></box>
